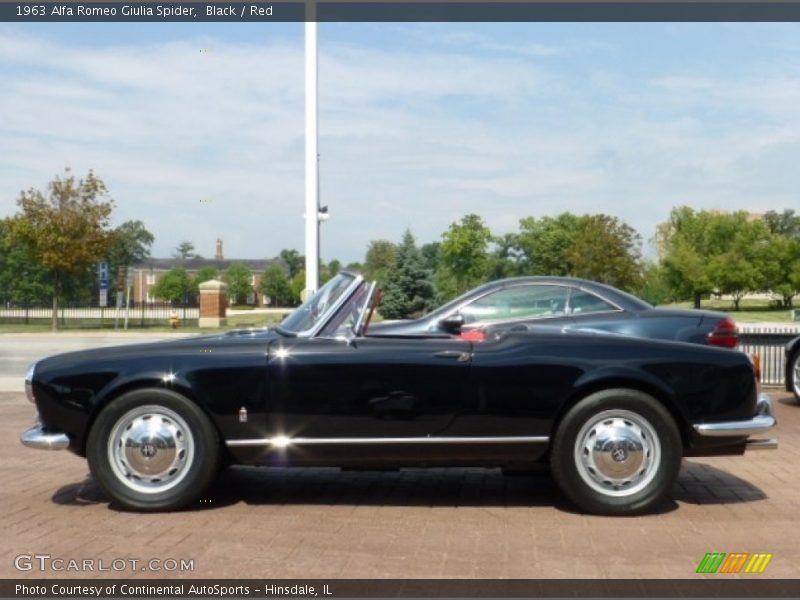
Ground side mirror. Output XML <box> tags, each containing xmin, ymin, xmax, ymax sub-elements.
<box><xmin>439</xmin><ymin>314</ymin><xmax>465</xmax><ymax>333</ymax></box>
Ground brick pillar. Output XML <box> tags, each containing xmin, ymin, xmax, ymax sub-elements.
<box><xmin>199</xmin><ymin>279</ymin><xmax>228</xmax><ymax>328</ymax></box>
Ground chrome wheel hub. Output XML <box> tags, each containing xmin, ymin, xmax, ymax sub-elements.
<box><xmin>574</xmin><ymin>409</ymin><xmax>660</xmax><ymax>497</ymax></box>
<box><xmin>108</xmin><ymin>405</ymin><xmax>194</xmax><ymax>494</ymax></box>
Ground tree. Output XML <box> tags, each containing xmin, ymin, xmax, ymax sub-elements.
<box><xmin>438</xmin><ymin>214</ymin><xmax>493</xmax><ymax>299</ymax></box>
<box><xmin>107</xmin><ymin>220</ymin><xmax>155</xmax><ymax>296</ymax></box>
<box><xmin>173</xmin><ymin>241</ymin><xmax>197</xmax><ymax>260</ymax></box>
<box><xmin>420</xmin><ymin>242</ymin><xmax>441</xmax><ymax>274</ymax></box>
<box><xmin>0</xmin><ymin>217</ymin><xmax>52</xmax><ymax>305</ymax></box>
<box><xmin>659</xmin><ymin>208</ymin><xmax>776</xmax><ymax>308</ymax></box>
<box><xmin>763</xmin><ymin>209</ymin><xmax>800</xmax><ymax>239</ymax></box>
<box><xmin>381</xmin><ymin>230</ymin><xmax>437</xmax><ymax>319</ymax></box>
<box><xmin>363</xmin><ymin>240</ymin><xmax>396</xmax><ymax>287</ymax></box>
<box><xmin>225</xmin><ymin>262</ymin><xmax>253</xmax><ymax>305</ymax></box>
<box><xmin>515</xmin><ymin>213</ymin><xmax>584</xmax><ymax>276</ymax></box>
<box><xmin>637</xmin><ymin>262</ymin><xmax>672</xmax><ymax>306</ymax></box>
<box><xmin>8</xmin><ymin>169</ymin><xmax>115</xmax><ymax>329</ymax></box>
<box><xmin>486</xmin><ymin>233</ymin><xmax>522</xmax><ymax>280</ymax></box>
<box><xmin>192</xmin><ymin>266</ymin><xmax>219</xmax><ymax>297</ymax></box>
<box><xmin>291</xmin><ymin>269</ymin><xmax>306</xmax><ymax>303</ymax></box>
<box><xmin>261</xmin><ymin>264</ymin><xmax>293</xmax><ymax>306</ymax></box>
<box><xmin>279</xmin><ymin>248</ymin><xmax>304</xmax><ymax>279</ymax></box>
<box><xmin>761</xmin><ymin>234</ymin><xmax>800</xmax><ymax>308</ymax></box>
<box><xmin>566</xmin><ymin>214</ymin><xmax>642</xmax><ymax>291</ymax></box>
<box><xmin>151</xmin><ymin>268</ymin><xmax>191</xmax><ymax>304</ymax></box>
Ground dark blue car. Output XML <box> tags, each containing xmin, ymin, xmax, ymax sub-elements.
<box><xmin>370</xmin><ymin>276</ymin><xmax>740</xmax><ymax>348</ymax></box>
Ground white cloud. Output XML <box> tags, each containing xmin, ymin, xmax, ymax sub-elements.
<box><xmin>2</xmin><ymin>24</ymin><xmax>800</xmax><ymax>265</ymax></box>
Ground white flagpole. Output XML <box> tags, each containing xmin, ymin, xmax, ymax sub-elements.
<box><xmin>304</xmin><ymin>9</ymin><xmax>320</xmax><ymax>298</ymax></box>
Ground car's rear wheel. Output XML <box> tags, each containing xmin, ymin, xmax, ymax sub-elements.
<box><xmin>550</xmin><ymin>389</ymin><xmax>682</xmax><ymax>515</ymax></box>
<box><xmin>87</xmin><ymin>389</ymin><xmax>220</xmax><ymax>511</ymax></box>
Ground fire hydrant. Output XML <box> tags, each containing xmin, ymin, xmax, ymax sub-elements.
<box><xmin>169</xmin><ymin>311</ymin><xmax>179</xmax><ymax>329</ymax></box>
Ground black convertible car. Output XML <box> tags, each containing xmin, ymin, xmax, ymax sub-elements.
<box><xmin>22</xmin><ymin>272</ymin><xmax>776</xmax><ymax>515</ymax></box>
<box><xmin>370</xmin><ymin>276</ymin><xmax>740</xmax><ymax>348</ymax></box>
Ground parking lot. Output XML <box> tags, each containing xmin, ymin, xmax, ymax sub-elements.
<box><xmin>1</xmin><ymin>389</ymin><xmax>798</xmax><ymax>579</ymax></box>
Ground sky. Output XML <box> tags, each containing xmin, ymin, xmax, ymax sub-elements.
<box><xmin>2</xmin><ymin>22</ymin><xmax>800</xmax><ymax>264</ymax></box>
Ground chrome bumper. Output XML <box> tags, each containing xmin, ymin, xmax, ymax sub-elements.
<box><xmin>21</xmin><ymin>423</ymin><xmax>70</xmax><ymax>451</ymax></box>
<box><xmin>693</xmin><ymin>393</ymin><xmax>778</xmax><ymax>450</ymax></box>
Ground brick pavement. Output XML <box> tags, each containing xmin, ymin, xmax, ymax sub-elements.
<box><xmin>1</xmin><ymin>390</ymin><xmax>798</xmax><ymax>579</ymax></box>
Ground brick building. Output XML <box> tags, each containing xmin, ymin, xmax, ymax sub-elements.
<box><xmin>131</xmin><ymin>240</ymin><xmax>284</xmax><ymax>305</ymax></box>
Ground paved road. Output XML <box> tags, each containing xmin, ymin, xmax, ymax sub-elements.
<box><xmin>2</xmin><ymin>390</ymin><xmax>798</xmax><ymax>579</ymax></box>
<box><xmin>0</xmin><ymin>333</ymin><xmax>196</xmax><ymax>391</ymax></box>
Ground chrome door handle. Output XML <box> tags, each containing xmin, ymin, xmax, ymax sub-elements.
<box><xmin>433</xmin><ymin>350</ymin><xmax>471</xmax><ymax>362</ymax></box>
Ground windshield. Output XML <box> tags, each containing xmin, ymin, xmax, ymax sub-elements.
<box><xmin>278</xmin><ymin>272</ymin><xmax>358</xmax><ymax>335</ymax></box>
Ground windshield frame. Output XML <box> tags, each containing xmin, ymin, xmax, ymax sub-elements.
<box><xmin>275</xmin><ymin>272</ymin><xmax>364</xmax><ymax>337</ymax></box>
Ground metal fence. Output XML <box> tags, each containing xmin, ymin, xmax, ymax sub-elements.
<box><xmin>0</xmin><ymin>303</ymin><xmax>199</xmax><ymax>328</ymax></box>
<box><xmin>739</xmin><ymin>328</ymin><xmax>797</xmax><ymax>386</ymax></box>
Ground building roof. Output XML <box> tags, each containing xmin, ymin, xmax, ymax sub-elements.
<box><xmin>134</xmin><ymin>257</ymin><xmax>284</xmax><ymax>273</ymax></box>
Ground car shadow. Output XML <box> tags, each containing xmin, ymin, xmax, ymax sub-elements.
<box><xmin>672</xmin><ymin>460</ymin><xmax>767</xmax><ymax>504</ymax></box>
<box><xmin>51</xmin><ymin>461</ymin><xmax>764</xmax><ymax>514</ymax></box>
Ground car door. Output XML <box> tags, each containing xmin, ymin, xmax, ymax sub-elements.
<box><xmin>266</xmin><ymin>336</ymin><xmax>473</xmax><ymax>440</ymax></box>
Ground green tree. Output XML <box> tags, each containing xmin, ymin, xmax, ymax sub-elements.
<box><xmin>438</xmin><ymin>214</ymin><xmax>493</xmax><ymax>299</ymax></box>
<box><xmin>566</xmin><ymin>214</ymin><xmax>642</xmax><ymax>291</ymax></box>
<box><xmin>0</xmin><ymin>217</ymin><xmax>52</xmax><ymax>305</ymax></box>
<box><xmin>420</xmin><ymin>242</ymin><xmax>441</xmax><ymax>274</ymax></box>
<box><xmin>107</xmin><ymin>219</ymin><xmax>155</xmax><ymax>296</ymax></box>
<box><xmin>152</xmin><ymin>268</ymin><xmax>192</xmax><ymax>304</ymax></box>
<box><xmin>279</xmin><ymin>248</ymin><xmax>304</xmax><ymax>279</ymax></box>
<box><xmin>8</xmin><ymin>168</ymin><xmax>116</xmax><ymax>329</ymax></box>
<box><xmin>637</xmin><ymin>262</ymin><xmax>672</xmax><ymax>306</ymax></box>
<box><xmin>381</xmin><ymin>230</ymin><xmax>437</xmax><ymax>319</ymax></box>
<box><xmin>763</xmin><ymin>209</ymin><xmax>800</xmax><ymax>239</ymax></box>
<box><xmin>515</xmin><ymin>213</ymin><xmax>584</xmax><ymax>276</ymax></box>
<box><xmin>291</xmin><ymin>269</ymin><xmax>306</xmax><ymax>303</ymax></box>
<box><xmin>660</xmin><ymin>208</ymin><xmax>768</xmax><ymax>308</ymax></box>
<box><xmin>174</xmin><ymin>241</ymin><xmax>197</xmax><ymax>260</ymax></box>
<box><xmin>363</xmin><ymin>240</ymin><xmax>397</xmax><ymax>287</ymax></box>
<box><xmin>486</xmin><ymin>233</ymin><xmax>523</xmax><ymax>280</ymax></box>
<box><xmin>192</xmin><ymin>266</ymin><xmax>219</xmax><ymax>297</ymax></box>
<box><xmin>224</xmin><ymin>263</ymin><xmax>253</xmax><ymax>305</ymax></box>
<box><xmin>260</xmin><ymin>264</ymin><xmax>293</xmax><ymax>306</ymax></box>
<box><xmin>761</xmin><ymin>234</ymin><xmax>800</xmax><ymax>308</ymax></box>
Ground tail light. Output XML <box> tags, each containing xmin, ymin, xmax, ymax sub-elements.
<box><xmin>707</xmin><ymin>318</ymin><xmax>739</xmax><ymax>348</ymax></box>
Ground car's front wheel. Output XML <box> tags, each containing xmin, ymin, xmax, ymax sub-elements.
<box><xmin>87</xmin><ymin>389</ymin><xmax>220</xmax><ymax>511</ymax></box>
<box><xmin>550</xmin><ymin>389</ymin><xmax>682</xmax><ymax>515</ymax></box>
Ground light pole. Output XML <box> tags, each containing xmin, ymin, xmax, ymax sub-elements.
<box><xmin>304</xmin><ymin>3</ymin><xmax>320</xmax><ymax>298</ymax></box>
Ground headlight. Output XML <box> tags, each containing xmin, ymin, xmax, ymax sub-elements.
<box><xmin>24</xmin><ymin>363</ymin><xmax>36</xmax><ymax>404</ymax></box>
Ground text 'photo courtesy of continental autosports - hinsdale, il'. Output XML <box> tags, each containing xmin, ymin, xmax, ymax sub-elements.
<box><xmin>21</xmin><ymin>272</ymin><xmax>778</xmax><ymax>516</ymax></box>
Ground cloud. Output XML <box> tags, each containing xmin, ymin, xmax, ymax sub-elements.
<box><xmin>2</xmin><ymin>24</ymin><xmax>800</xmax><ymax>265</ymax></box>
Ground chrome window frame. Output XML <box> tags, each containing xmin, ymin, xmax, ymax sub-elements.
<box><xmin>436</xmin><ymin>282</ymin><xmax>625</xmax><ymax>330</ymax></box>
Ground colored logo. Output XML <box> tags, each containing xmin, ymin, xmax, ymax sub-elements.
<box><xmin>696</xmin><ymin>553</ymin><xmax>772</xmax><ymax>574</ymax></box>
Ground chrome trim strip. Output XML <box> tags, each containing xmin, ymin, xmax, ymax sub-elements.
<box><xmin>21</xmin><ymin>424</ymin><xmax>70</xmax><ymax>450</ymax></box>
<box><xmin>693</xmin><ymin>393</ymin><xmax>777</xmax><ymax>438</ymax></box>
<box><xmin>25</xmin><ymin>363</ymin><xmax>36</xmax><ymax>404</ymax></box>
<box><xmin>227</xmin><ymin>435</ymin><xmax>550</xmax><ymax>448</ymax></box>
<box><xmin>444</xmin><ymin>282</ymin><xmax>624</xmax><ymax>331</ymax></box>
<box><xmin>745</xmin><ymin>438</ymin><xmax>778</xmax><ymax>450</ymax></box>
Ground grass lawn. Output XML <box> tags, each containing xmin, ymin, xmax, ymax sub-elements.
<box><xmin>0</xmin><ymin>313</ymin><xmax>286</xmax><ymax>334</ymax></box>
<box><xmin>660</xmin><ymin>298</ymin><xmax>799</xmax><ymax>323</ymax></box>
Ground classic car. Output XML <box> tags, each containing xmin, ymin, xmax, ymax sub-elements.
<box><xmin>370</xmin><ymin>276</ymin><xmax>740</xmax><ymax>348</ymax></box>
<box><xmin>22</xmin><ymin>272</ymin><xmax>777</xmax><ymax>515</ymax></box>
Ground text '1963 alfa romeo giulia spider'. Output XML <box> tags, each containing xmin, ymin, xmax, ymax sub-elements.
<box><xmin>22</xmin><ymin>272</ymin><xmax>777</xmax><ymax>515</ymax></box>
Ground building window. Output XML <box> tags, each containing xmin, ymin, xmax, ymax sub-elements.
<box><xmin>146</xmin><ymin>273</ymin><xmax>155</xmax><ymax>285</ymax></box>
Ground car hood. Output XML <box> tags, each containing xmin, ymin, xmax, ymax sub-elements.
<box><xmin>34</xmin><ymin>328</ymin><xmax>282</xmax><ymax>372</ymax></box>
